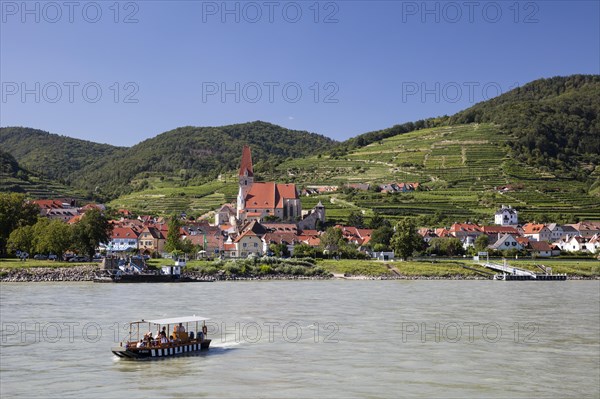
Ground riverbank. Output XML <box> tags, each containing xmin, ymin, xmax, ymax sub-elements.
<box><xmin>1</xmin><ymin>266</ymin><xmax>598</xmax><ymax>282</ymax></box>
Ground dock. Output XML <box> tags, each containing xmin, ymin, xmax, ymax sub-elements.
<box><xmin>477</xmin><ymin>259</ymin><xmax>567</xmax><ymax>281</ymax></box>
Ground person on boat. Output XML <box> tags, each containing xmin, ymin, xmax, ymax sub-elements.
<box><xmin>160</xmin><ymin>334</ymin><xmax>168</xmax><ymax>345</ymax></box>
<box><xmin>154</xmin><ymin>330</ymin><xmax>161</xmax><ymax>340</ymax></box>
<box><xmin>189</xmin><ymin>331</ymin><xmax>194</xmax><ymax>340</ymax></box>
<box><xmin>169</xmin><ymin>335</ymin><xmax>175</xmax><ymax>344</ymax></box>
<box><xmin>177</xmin><ymin>323</ymin><xmax>186</xmax><ymax>333</ymax></box>
<box><xmin>136</xmin><ymin>340</ymin><xmax>145</xmax><ymax>348</ymax></box>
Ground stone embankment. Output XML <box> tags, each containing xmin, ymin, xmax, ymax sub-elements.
<box><xmin>1</xmin><ymin>268</ymin><xmax>596</xmax><ymax>282</ymax></box>
<box><xmin>0</xmin><ymin>266</ymin><xmax>99</xmax><ymax>282</ymax></box>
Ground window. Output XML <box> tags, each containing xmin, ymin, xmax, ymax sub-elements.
<box><xmin>254</xmin><ymin>243</ymin><xmax>258</xmax><ymax>247</ymax></box>
<box><xmin>243</xmin><ymin>243</ymin><xmax>247</xmax><ymax>247</ymax></box>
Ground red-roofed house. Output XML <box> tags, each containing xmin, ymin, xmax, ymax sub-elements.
<box><xmin>236</xmin><ymin>146</ymin><xmax>301</xmax><ymax>222</ymax></box>
<box><xmin>522</xmin><ymin>224</ymin><xmax>552</xmax><ymax>242</ymax></box>
<box><xmin>481</xmin><ymin>225</ymin><xmax>520</xmax><ymax>245</ymax></box>
<box><xmin>233</xmin><ymin>229</ymin><xmax>263</xmax><ymax>258</ymax></box>
<box><xmin>108</xmin><ymin>227</ymin><xmax>139</xmax><ymax>252</ymax></box>
<box><xmin>528</xmin><ymin>241</ymin><xmax>553</xmax><ymax>258</ymax></box>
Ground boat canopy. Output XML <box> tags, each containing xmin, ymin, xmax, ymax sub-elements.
<box><xmin>145</xmin><ymin>316</ymin><xmax>210</xmax><ymax>325</ymax></box>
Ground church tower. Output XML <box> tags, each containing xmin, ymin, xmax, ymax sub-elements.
<box><xmin>237</xmin><ymin>145</ymin><xmax>254</xmax><ymax>218</ymax></box>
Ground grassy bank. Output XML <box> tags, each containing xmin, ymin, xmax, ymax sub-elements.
<box><xmin>2</xmin><ymin>257</ymin><xmax>598</xmax><ymax>278</ymax></box>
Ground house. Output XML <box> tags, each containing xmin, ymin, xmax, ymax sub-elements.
<box><xmin>215</xmin><ymin>204</ymin><xmax>237</xmax><ymax>226</ymax></box>
<box><xmin>233</xmin><ymin>230</ymin><xmax>263</xmax><ymax>258</ymax></box>
<box><xmin>489</xmin><ymin>234</ymin><xmax>523</xmax><ymax>252</ymax></box>
<box><xmin>107</xmin><ymin>227</ymin><xmax>139</xmax><ymax>252</ymax></box>
<box><xmin>587</xmin><ymin>234</ymin><xmax>600</xmax><ymax>254</ymax></box>
<box><xmin>297</xmin><ymin>201</ymin><xmax>326</xmax><ymax>231</ymax></box>
<box><xmin>138</xmin><ymin>226</ymin><xmax>166</xmax><ymax>255</ymax></box>
<box><xmin>494</xmin><ymin>205</ymin><xmax>518</xmax><ymax>226</ymax></box>
<box><xmin>481</xmin><ymin>225</ymin><xmax>520</xmax><ymax>245</ymax></box>
<box><xmin>236</xmin><ymin>146</ymin><xmax>301</xmax><ymax>223</ymax></box>
<box><xmin>522</xmin><ymin>223</ymin><xmax>552</xmax><ymax>242</ymax></box>
<box><xmin>418</xmin><ymin>228</ymin><xmax>438</xmax><ymax>243</ymax></box>
<box><xmin>449</xmin><ymin>223</ymin><xmax>483</xmax><ymax>247</ymax></box>
<box><xmin>528</xmin><ymin>240</ymin><xmax>553</xmax><ymax>258</ymax></box>
<box><xmin>545</xmin><ymin>223</ymin><xmax>566</xmax><ymax>242</ymax></box>
<box><xmin>555</xmin><ymin>235</ymin><xmax>591</xmax><ymax>253</ymax></box>
<box><xmin>336</xmin><ymin>226</ymin><xmax>373</xmax><ymax>248</ymax></box>
<box><xmin>262</xmin><ymin>231</ymin><xmax>299</xmax><ymax>255</ymax></box>
<box><xmin>567</xmin><ymin>221</ymin><xmax>600</xmax><ymax>239</ymax></box>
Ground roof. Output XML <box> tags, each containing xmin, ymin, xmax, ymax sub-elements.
<box><xmin>239</xmin><ymin>145</ymin><xmax>254</xmax><ymax>177</ymax></box>
<box><xmin>111</xmin><ymin>227</ymin><xmax>139</xmax><ymax>239</ymax></box>
<box><xmin>529</xmin><ymin>241</ymin><xmax>552</xmax><ymax>251</ymax></box>
<box><xmin>234</xmin><ymin>229</ymin><xmax>260</xmax><ymax>243</ymax></box>
<box><xmin>482</xmin><ymin>226</ymin><xmax>519</xmax><ymax>235</ymax></box>
<box><xmin>244</xmin><ymin>182</ymin><xmax>298</xmax><ymax>210</ymax></box>
<box><xmin>490</xmin><ymin>234</ymin><xmax>519</xmax><ymax>250</ymax></box>
<box><xmin>522</xmin><ymin>223</ymin><xmax>547</xmax><ymax>234</ymax></box>
<box><xmin>450</xmin><ymin>223</ymin><xmax>482</xmax><ymax>233</ymax></box>
<box><xmin>145</xmin><ymin>316</ymin><xmax>210</xmax><ymax>325</ymax></box>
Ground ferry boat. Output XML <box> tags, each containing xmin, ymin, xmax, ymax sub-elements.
<box><xmin>94</xmin><ymin>257</ymin><xmax>214</xmax><ymax>283</ymax></box>
<box><xmin>111</xmin><ymin>316</ymin><xmax>211</xmax><ymax>359</ymax></box>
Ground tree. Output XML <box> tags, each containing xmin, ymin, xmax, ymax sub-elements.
<box><xmin>347</xmin><ymin>211</ymin><xmax>364</xmax><ymax>228</ymax></box>
<box><xmin>370</xmin><ymin>225</ymin><xmax>394</xmax><ymax>250</ymax></box>
<box><xmin>164</xmin><ymin>216</ymin><xmax>183</xmax><ymax>253</ymax></box>
<box><xmin>390</xmin><ymin>218</ymin><xmax>423</xmax><ymax>260</ymax></box>
<box><xmin>36</xmin><ymin>220</ymin><xmax>73</xmax><ymax>256</ymax></box>
<box><xmin>269</xmin><ymin>243</ymin><xmax>290</xmax><ymax>257</ymax></box>
<box><xmin>475</xmin><ymin>235</ymin><xmax>489</xmax><ymax>252</ymax></box>
<box><xmin>7</xmin><ymin>225</ymin><xmax>35</xmax><ymax>255</ymax></box>
<box><xmin>368</xmin><ymin>213</ymin><xmax>390</xmax><ymax>229</ymax></box>
<box><xmin>0</xmin><ymin>193</ymin><xmax>39</xmax><ymax>255</ymax></box>
<box><xmin>179</xmin><ymin>238</ymin><xmax>195</xmax><ymax>257</ymax></box>
<box><xmin>72</xmin><ymin>209</ymin><xmax>112</xmax><ymax>259</ymax></box>
<box><xmin>292</xmin><ymin>243</ymin><xmax>316</xmax><ymax>257</ymax></box>
<box><xmin>320</xmin><ymin>227</ymin><xmax>345</xmax><ymax>254</ymax></box>
<box><xmin>426</xmin><ymin>237</ymin><xmax>465</xmax><ymax>256</ymax></box>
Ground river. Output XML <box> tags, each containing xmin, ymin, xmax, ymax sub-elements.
<box><xmin>1</xmin><ymin>281</ymin><xmax>599</xmax><ymax>398</ymax></box>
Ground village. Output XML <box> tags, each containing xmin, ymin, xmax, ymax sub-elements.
<box><xmin>24</xmin><ymin>146</ymin><xmax>600</xmax><ymax>263</ymax></box>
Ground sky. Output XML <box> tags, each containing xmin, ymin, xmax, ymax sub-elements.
<box><xmin>1</xmin><ymin>0</ymin><xmax>599</xmax><ymax>146</ymax></box>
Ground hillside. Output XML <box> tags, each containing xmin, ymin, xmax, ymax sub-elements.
<box><xmin>0</xmin><ymin>150</ymin><xmax>85</xmax><ymax>199</ymax></box>
<box><xmin>109</xmin><ymin>123</ymin><xmax>600</xmax><ymax>223</ymax></box>
<box><xmin>70</xmin><ymin>121</ymin><xmax>336</xmax><ymax>199</ymax></box>
<box><xmin>0</xmin><ymin>127</ymin><xmax>124</xmax><ymax>187</ymax></box>
<box><xmin>449</xmin><ymin>75</ymin><xmax>600</xmax><ymax>178</ymax></box>
<box><xmin>3</xmin><ymin>75</ymin><xmax>600</xmax><ymax>222</ymax></box>
<box><xmin>0</xmin><ymin>122</ymin><xmax>337</xmax><ymax>200</ymax></box>
<box><xmin>339</xmin><ymin>75</ymin><xmax>600</xmax><ymax>181</ymax></box>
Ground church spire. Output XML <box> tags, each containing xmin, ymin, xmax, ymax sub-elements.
<box><xmin>239</xmin><ymin>145</ymin><xmax>254</xmax><ymax>177</ymax></box>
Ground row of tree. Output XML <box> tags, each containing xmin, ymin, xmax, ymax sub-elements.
<box><xmin>1</xmin><ymin>193</ymin><xmax>112</xmax><ymax>259</ymax></box>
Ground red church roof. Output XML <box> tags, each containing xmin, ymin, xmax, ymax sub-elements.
<box><xmin>239</xmin><ymin>145</ymin><xmax>254</xmax><ymax>177</ymax></box>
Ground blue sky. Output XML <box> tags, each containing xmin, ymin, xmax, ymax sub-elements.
<box><xmin>1</xmin><ymin>0</ymin><xmax>599</xmax><ymax>146</ymax></box>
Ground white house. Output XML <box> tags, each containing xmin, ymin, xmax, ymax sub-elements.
<box><xmin>522</xmin><ymin>223</ymin><xmax>552</xmax><ymax>242</ymax></box>
<box><xmin>494</xmin><ymin>205</ymin><xmax>518</xmax><ymax>226</ymax></box>
<box><xmin>108</xmin><ymin>227</ymin><xmax>139</xmax><ymax>252</ymax></box>
<box><xmin>546</xmin><ymin>223</ymin><xmax>566</xmax><ymax>241</ymax></box>
<box><xmin>489</xmin><ymin>234</ymin><xmax>523</xmax><ymax>251</ymax></box>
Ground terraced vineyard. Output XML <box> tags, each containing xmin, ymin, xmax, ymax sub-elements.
<box><xmin>108</xmin><ymin>123</ymin><xmax>599</xmax><ymax>223</ymax></box>
<box><xmin>0</xmin><ymin>174</ymin><xmax>84</xmax><ymax>200</ymax></box>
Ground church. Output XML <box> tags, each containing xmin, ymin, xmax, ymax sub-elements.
<box><xmin>236</xmin><ymin>145</ymin><xmax>302</xmax><ymax>223</ymax></box>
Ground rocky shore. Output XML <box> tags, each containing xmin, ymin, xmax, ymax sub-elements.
<box><xmin>1</xmin><ymin>267</ymin><xmax>596</xmax><ymax>282</ymax></box>
<box><xmin>0</xmin><ymin>266</ymin><xmax>99</xmax><ymax>282</ymax></box>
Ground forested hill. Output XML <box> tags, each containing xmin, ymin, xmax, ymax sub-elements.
<box><xmin>0</xmin><ymin>127</ymin><xmax>124</xmax><ymax>184</ymax></box>
<box><xmin>69</xmin><ymin>121</ymin><xmax>337</xmax><ymax>199</ymax></box>
<box><xmin>449</xmin><ymin>75</ymin><xmax>600</xmax><ymax>179</ymax></box>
